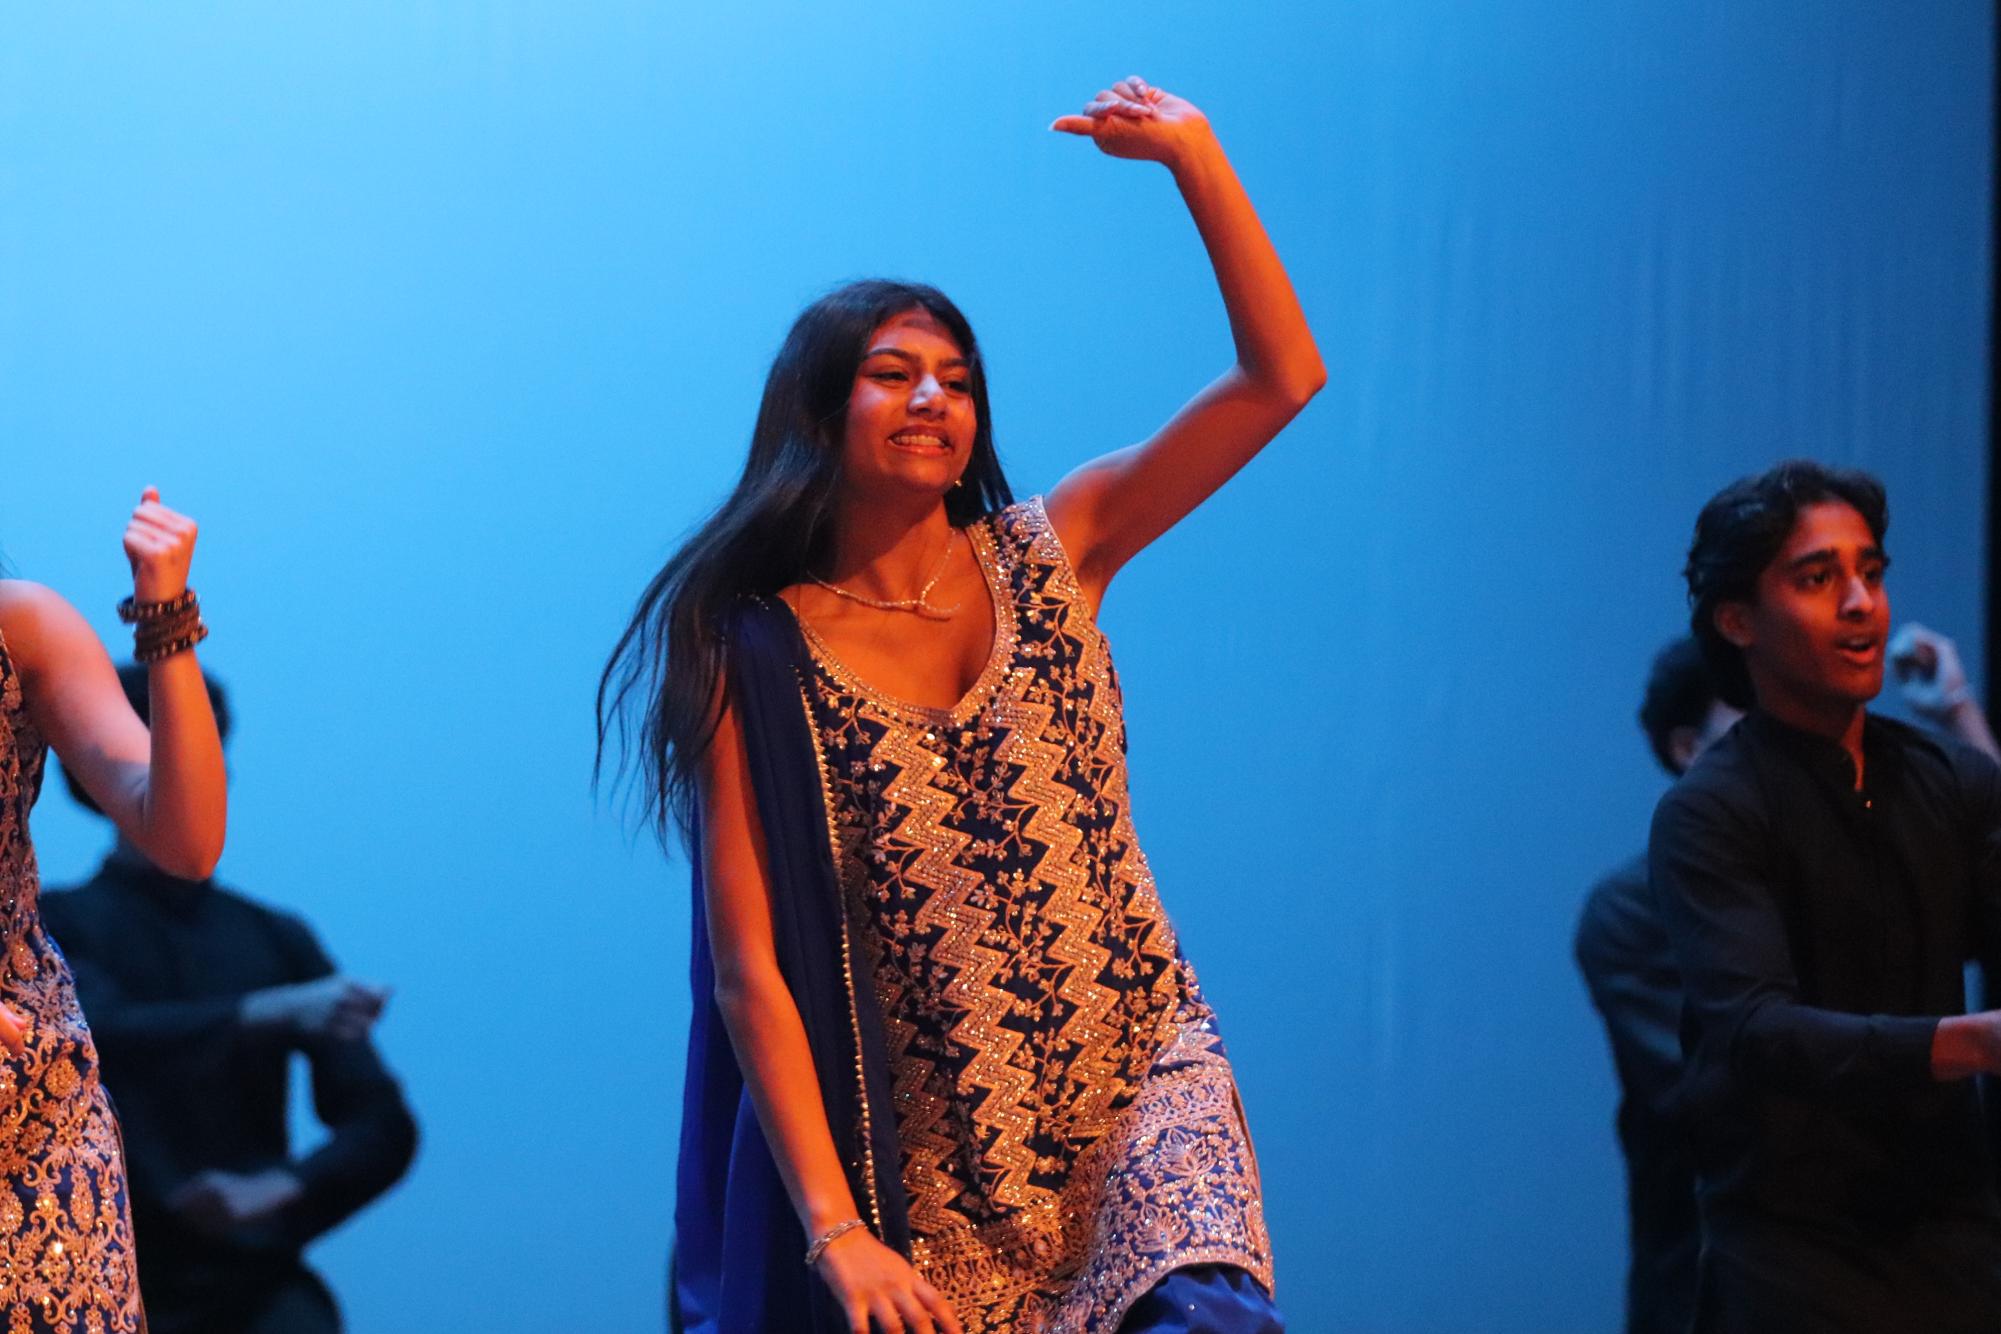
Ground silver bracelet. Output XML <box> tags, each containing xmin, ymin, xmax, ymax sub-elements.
<box><xmin>804</xmin><ymin>1218</ymin><xmax>865</xmax><ymax>1268</ymax></box>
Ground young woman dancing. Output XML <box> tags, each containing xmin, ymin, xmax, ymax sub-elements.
<box><xmin>602</xmin><ymin>77</ymin><xmax>1323</xmax><ymax>1334</ymax></box>
<box><xmin>0</xmin><ymin>488</ymin><xmax>226</xmax><ymax>1331</ymax></box>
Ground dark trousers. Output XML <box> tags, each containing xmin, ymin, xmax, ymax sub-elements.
<box><xmin>1696</xmin><ymin>1215</ymin><xmax>2001</xmax><ymax>1334</ymax></box>
<box><xmin>1118</xmin><ymin>1265</ymin><xmax>1284</xmax><ymax>1334</ymax></box>
<box><xmin>150</xmin><ymin>1268</ymin><xmax>341</xmax><ymax>1334</ymax></box>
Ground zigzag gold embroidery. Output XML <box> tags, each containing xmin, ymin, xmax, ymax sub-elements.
<box><xmin>984</xmin><ymin>689</ymin><xmax>1127</xmax><ymax>1148</ymax></box>
<box><xmin>799</xmin><ymin>503</ymin><xmax>1272</xmax><ymax>1333</ymax></box>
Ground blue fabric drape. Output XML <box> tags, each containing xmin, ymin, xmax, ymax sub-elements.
<box><xmin>671</xmin><ymin>599</ymin><xmax>912</xmax><ymax>1334</ymax></box>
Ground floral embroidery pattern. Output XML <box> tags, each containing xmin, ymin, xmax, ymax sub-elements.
<box><xmin>0</xmin><ymin>632</ymin><xmax>143</xmax><ymax>1333</ymax></box>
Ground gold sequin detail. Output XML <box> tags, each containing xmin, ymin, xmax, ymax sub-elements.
<box><xmin>0</xmin><ymin>630</ymin><xmax>144</xmax><ymax>1332</ymax></box>
<box><xmin>797</xmin><ymin>500</ymin><xmax>1272</xmax><ymax>1332</ymax></box>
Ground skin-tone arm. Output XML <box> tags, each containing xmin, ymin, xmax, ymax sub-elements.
<box><xmin>700</xmin><ymin>699</ymin><xmax>961</xmax><ymax>1334</ymax></box>
<box><xmin>1046</xmin><ymin>76</ymin><xmax>1327</xmax><ymax>611</ymax></box>
<box><xmin>1931</xmin><ymin>1013</ymin><xmax>2001</xmax><ymax>1080</ymax></box>
<box><xmin>1888</xmin><ymin>623</ymin><xmax>2000</xmax><ymax>761</ymax></box>
<box><xmin>3</xmin><ymin>490</ymin><xmax>226</xmax><ymax>882</ymax></box>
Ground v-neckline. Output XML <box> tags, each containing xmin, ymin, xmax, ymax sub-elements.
<box><xmin>785</xmin><ymin>517</ymin><xmax>1017</xmax><ymax>726</ymax></box>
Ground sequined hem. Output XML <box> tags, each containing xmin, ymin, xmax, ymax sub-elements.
<box><xmin>914</xmin><ymin>1041</ymin><xmax>1272</xmax><ymax>1334</ymax></box>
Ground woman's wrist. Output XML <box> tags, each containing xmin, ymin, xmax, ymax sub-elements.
<box><xmin>1164</xmin><ymin>124</ymin><xmax>1224</xmax><ymax>183</ymax></box>
<box><xmin>803</xmin><ymin>1217</ymin><xmax>866</xmax><ymax>1268</ymax></box>
<box><xmin>802</xmin><ymin>1193</ymin><xmax>863</xmax><ymax>1239</ymax></box>
<box><xmin>118</xmin><ymin>588</ymin><xmax>209</xmax><ymax>663</ymax></box>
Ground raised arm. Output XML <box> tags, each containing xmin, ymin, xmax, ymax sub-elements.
<box><xmin>1046</xmin><ymin>76</ymin><xmax>1326</xmax><ymax>608</ymax></box>
<box><xmin>2</xmin><ymin>490</ymin><xmax>224</xmax><ymax>880</ymax></box>
<box><xmin>1889</xmin><ymin>623</ymin><xmax>2000</xmax><ymax>761</ymax></box>
<box><xmin>700</xmin><ymin>698</ymin><xmax>961</xmax><ymax>1334</ymax></box>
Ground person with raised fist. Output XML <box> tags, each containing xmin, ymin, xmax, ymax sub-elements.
<box><xmin>603</xmin><ymin>77</ymin><xmax>1320</xmax><ymax>1334</ymax></box>
<box><xmin>0</xmin><ymin>487</ymin><xmax>226</xmax><ymax>1333</ymax></box>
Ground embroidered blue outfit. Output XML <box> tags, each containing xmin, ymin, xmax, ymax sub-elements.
<box><xmin>673</xmin><ymin>500</ymin><xmax>1275</xmax><ymax>1334</ymax></box>
<box><xmin>0</xmin><ymin>632</ymin><xmax>145</xmax><ymax>1333</ymax></box>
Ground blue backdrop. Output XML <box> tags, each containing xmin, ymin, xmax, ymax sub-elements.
<box><xmin>1</xmin><ymin>4</ymin><xmax>1990</xmax><ymax>1330</ymax></box>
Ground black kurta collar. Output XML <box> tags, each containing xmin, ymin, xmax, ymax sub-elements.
<box><xmin>1741</xmin><ymin>707</ymin><xmax>1903</xmax><ymax>802</ymax></box>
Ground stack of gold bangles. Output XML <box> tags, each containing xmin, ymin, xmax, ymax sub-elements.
<box><xmin>118</xmin><ymin>589</ymin><xmax>209</xmax><ymax>663</ymax></box>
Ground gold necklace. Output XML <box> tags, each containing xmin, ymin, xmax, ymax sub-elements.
<box><xmin>810</xmin><ymin>529</ymin><xmax>962</xmax><ymax>620</ymax></box>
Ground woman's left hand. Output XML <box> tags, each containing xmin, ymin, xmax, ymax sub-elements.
<box><xmin>123</xmin><ymin>486</ymin><xmax>199</xmax><ymax>605</ymax></box>
<box><xmin>1051</xmin><ymin>76</ymin><xmax>1212</xmax><ymax>167</ymax></box>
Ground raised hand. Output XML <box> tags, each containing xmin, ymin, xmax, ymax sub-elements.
<box><xmin>123</xmin><ymin>487</ymin><xmax>199</xmax><ymax>604</ymax></box>
<box><xmin>1050</xmin><ymin>75</ymin><xmax>1213</xmax><ymax>168</ymax></box>
<box><xmin>0</xmin><ymin>1004</ymin><xmax>28</xmax><ymax>1059</ymax></box>
<box><xmin>1888</xmin><ymin>623</ymin><xmax>1971</xmax><ymax>720</ymax></box>
<box><xmin>814</xmin><ymin>1228</ymin><xmax>963</xmax><ymax>1334</ymax></box>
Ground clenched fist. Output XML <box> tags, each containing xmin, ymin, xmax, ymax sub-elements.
<box><xmin>123</xmin><ymin>487</ymin><xmax>199</xmax><ymax>604</ymax></box>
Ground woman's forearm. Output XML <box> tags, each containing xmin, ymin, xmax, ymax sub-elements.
<box><xmin>1169</xmin><ymin>132</ymin><xmax>1325</xmax><ymax>403</ymax></box>
<box><xmin>115</xmin><ymin>489</ymin><xmax>226</xmax><ymax>878</ymax></box>
<box><xmin>716</xmin><ymin>968</ymin><xmax>867</xmax><ymax>1237</ymax></box>
<box><xmin>134</xmin><ymin>649</ymin><xmax>226</xmax><ymax>879</ymax></box>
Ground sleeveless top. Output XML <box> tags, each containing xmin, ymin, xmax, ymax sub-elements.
<box><xmin>791</xmin><ymin>499</ymin><xmax>1272</xmax><ymax>1333</ymax></box>
<box><xmin>0</xmin><ymin>628</ymin><xmax>144</xmax><ymax>1333</ymax></box>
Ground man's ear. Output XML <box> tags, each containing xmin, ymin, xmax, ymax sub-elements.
<box><xmin>1713</xmin><ymin>600</ymin><xmax>1754</xmax><ymax>650</ymax></box>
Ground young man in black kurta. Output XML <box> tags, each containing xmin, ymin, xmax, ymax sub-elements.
<box><xmin>1649</xmin><ymin>460</ymin><xmax>2001</xmax><ymax>1333</ymax></box>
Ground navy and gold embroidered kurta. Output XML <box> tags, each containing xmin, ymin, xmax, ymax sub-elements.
<box><xmin>792</xmin><ymin>499</ymin><xmax>1271</xmax><ymax>1332</ymax></box>
<box><xmin>0</xmin><ymin>632</ymin><xmax>145</xmax><ymax>1333</ymax></box>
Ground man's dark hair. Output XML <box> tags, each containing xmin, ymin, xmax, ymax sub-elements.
<box><xmin>62</xmin><ymin>665</ymin><xmax>231</xmax><ymax>816</ymax></box>
<box><xmin>1683</xmin><ymin>459</ymin><xmax>1888</xmax><ymax>710</ymax></box>
<box><xmin>1638</xmin><ymin>637</ymin><xmax>1721</xmax><ymax>776</ymax></box>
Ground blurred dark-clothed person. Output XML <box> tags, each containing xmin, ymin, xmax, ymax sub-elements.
<box><xmin>1649</xmin><ymin>460</ymin><xmax>2001</xmax><ymax>1333</ymax></box>
<box><xmin>45</xmin><ymin>667</ymin><xmax>417</xmax><ymax>1334</ymax></box>
<box><xmin>1577</xmin><ymin>638</ymin><xmax>1740</xmax><ymax>1334</ymax></box>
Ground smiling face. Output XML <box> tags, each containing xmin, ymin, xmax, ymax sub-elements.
<box><xmin>838</xmin><ymin>308</ymin><xmax>978</xmax><ymax>505</ymax></box>
<box><xmin>1716</xmin><ymin>500</ymin><xmax>1890</xmax><ymax>720</ymax></box>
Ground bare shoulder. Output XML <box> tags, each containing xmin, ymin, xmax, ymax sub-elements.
<box><xmin>1039</xmin><ymin>473</ymin><xmax>1095</xmax><ymax>533</ymax></box>
<box><xmin>0</xmin><ymin>581</ymin><xmax>95</xmax><ymax>676</ymax></box>
<box><xmin>1043</xmin><ymin>455</ymin><xmax>1136</xmax><ymax>581</ymax></box>
<box><xmin>0</xmin><ymin>578</ymin><xmax>70</xmax><ymax>617</ymax></box>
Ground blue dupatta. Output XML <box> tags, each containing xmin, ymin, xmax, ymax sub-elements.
<box><xmin>671</xmin><ymin>598</ymin><xmax>912</xmax><ymax>1333</ymax></box>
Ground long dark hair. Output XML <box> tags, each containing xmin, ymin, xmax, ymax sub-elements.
<box><xmin>596</xmin><ymin>279</ymin><xmax>1014</xmax><ymax>847</ymax></box>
